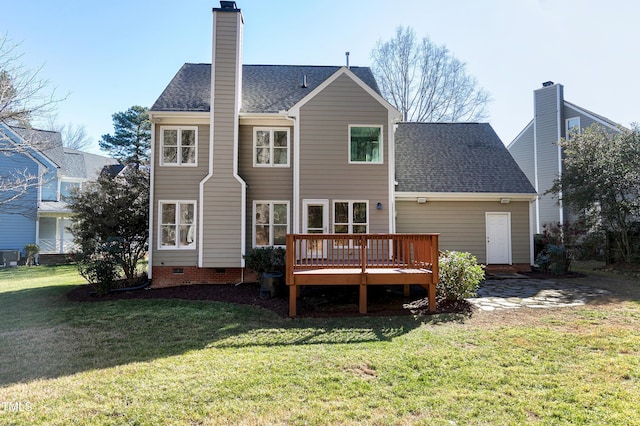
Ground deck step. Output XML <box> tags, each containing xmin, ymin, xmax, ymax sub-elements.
<box><xmin>484</xmin><ymin>265</ymin><xmax>518</xmax><ymax>274</ymax></box>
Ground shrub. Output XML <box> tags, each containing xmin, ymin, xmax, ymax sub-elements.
<box><xmin>437</xmin><ymin>251</ymin><xmax>485</xmax><ymax>302</ymax></box>
<box><xmin>23</xmin><ymin>244</ymin><xmax>40</xmax><ymax>266</ymax></box>
<box><xmin>536</xmin><ymin>221</ymin><xmax>587</xmax><ymax>274</ymax></box>
<box><xmin>74</xmin><ymin>239</ymin><xmax>123</xmax><ymax>296</ymax></box>
<box><xmin>244</xmin><ymin>247</ymin><xmax>286</xmax><ymax>281</ymax></box>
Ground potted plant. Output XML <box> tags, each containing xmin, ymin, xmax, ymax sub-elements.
<box><xmin>244</xmin><ymin>247</ymin><xmax>286</xmax><ymax>299</ymax></box>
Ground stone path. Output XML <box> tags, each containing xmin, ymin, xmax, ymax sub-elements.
<box><xmin>468</xmin><ymin>277</ymin><xmax>611</xmax><ymax>311</ymax></box>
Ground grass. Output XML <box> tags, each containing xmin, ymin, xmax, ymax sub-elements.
<box><xmin>0</xmin><ymin>264</ymin><xmax>639</xmax><ymax>424</ymax></box>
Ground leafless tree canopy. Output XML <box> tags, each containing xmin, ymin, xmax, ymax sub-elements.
<box><xmin>45</xmin><ymin>115</ymin><xmax>92</xmax><ymax>150</ymax></box>
<box><xmin>371</xmin><ymin>27</ymin><xmax>491</xmax><ymax>122</ymax></box>
<box><xmin>1</xmin><ymin>34</ymin><xmax>65</xmax><ymax>209</ymax></box>
<box><xmin>0</xmin><ymin>35</ymin><xmax>61</xmax><ymax>128</ymax></box>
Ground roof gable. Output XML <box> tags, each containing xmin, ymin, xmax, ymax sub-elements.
<box><xmin>0</xmin><ymin>124</ymin><xmax>60</xmax><ymax>171</ymax></box>
<box><xmin>395</xmin><ymin>122</ymin><xmax>536</xmax><ymax>194</ymax></box>
<box><xmin>563</xmin><ymin>101</ymin><xmax>624</xmax><ymax>131</ymax></box>
<box><xmin>150</xmin><ymin>63</ymin><xmax>382</xmax><ymax>114</ymax></box>
<box><xmin>288</xmin><ymin>66</ymin><xmax>400</xmax><ymax>117</ymax></box>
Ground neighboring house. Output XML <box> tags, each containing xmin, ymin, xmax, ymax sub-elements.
<box><xmin>148</xmin><ymin>1</ymin><xmax>537</xmax><ymax>287</ymax></box>
<box><xmin>508</xmin><ymin>81</ymin><xmax>622</xmax><ymax>235</ymax></box>
<box><xmin>395</xmin><ymin>123</ymin><xmax>536</xmax><ymax>270</ymax></box>
<box><xmin>0</xmin><ymin>124</ymin><xmax>118</xmax><ymax>258</ymax></box>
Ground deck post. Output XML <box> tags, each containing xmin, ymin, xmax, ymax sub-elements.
<box><xmin>289</xmin><ymin>284</ymin><xmax>297</xmax><ymax>318</ymax></box>
<box><xmin>359</xmin><ymin>284</ymin><xmax>367</xmax><ymax>314</ymax></box>
<box><xmin>428</xmin><ymin>283</ymin><xmax>436</xmax><ymax>312</ymax></box>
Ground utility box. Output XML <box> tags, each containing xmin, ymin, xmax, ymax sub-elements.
<box><xmin>0</xmin><ymin>250</ymin><xmax>21</xmax><ymax>267</ymax></box>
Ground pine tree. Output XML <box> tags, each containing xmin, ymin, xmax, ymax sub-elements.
<box><xmin>99</xmin><ymin>105</ymin><xmax>151</xmax><ymax>167</ymax></box>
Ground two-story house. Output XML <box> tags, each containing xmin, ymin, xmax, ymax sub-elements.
<box><xmin>508</xmin><ymin>81</ymin><xmax>623</xmax><ymax>235</ymax></box>
<box><xmin>148</xmin><ymin>1</ymin><xmax>537</xmax><ymax>287</ymax></box>
<box><xmin>0</xmin><ymin>124</ymin><xmax>118</xmax><ymax>260</ymax></box>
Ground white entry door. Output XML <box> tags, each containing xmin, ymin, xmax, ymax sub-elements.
<box><xmin>486</xmin><ymin>212</ymin><xmax>511</xmax><ymax>264</ymax></box>
<box><xmin>302</xmin><ymin>200</ymin><xmax>329</xmax><ymax>257</ymax></box>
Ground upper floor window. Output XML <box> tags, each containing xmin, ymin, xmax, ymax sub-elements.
<box><xmin>60</xmin><ymin>180</ymin><xmax>82</xmax><ymax>201</ymax></box>
<box><xmin>349</xmin><ymin>125</ymin><xmax>382</xmax><ymax>164</ymax></box>
<box><xmin>161</xmin><ymin>126</ymin><xmax>197</xmax><ymax>166</ymax></box>
<box><xmin>254</xmin><ymin>201</ymin><xmax>289</xmax><ymax>247</ymax></box>
<box><xmin>254</xmin><ymin>128</ymin><xmax>289</xmax><ymax>167</ymax></box>
<box><xmin>566</xmin><ymin>117</ymin><xmax>580</xmax><ymax>139</ymax></box>
<box><xmin>159</xmin><ymin>201</ymin><xmax>196</xmax><ymax>249</ymax></box>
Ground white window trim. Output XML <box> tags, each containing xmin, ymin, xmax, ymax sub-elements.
<box><xmin>565</xmin><ymin>117</ymin><xmax>581</xmax><ymax>139</ymax></box>
<box><xmin>348</xmin><ymin>124</ymin><xmax>384</xmax><ymax>164</ymax></box>
<box><xmin>253</xmin><ymin>127</ymin><xmax>290</xmax><ymax>167</ymax></box>
<box><xmin>158</xmin><ymin>200</ymin><xmax>197</xmax><ymax>250</ymax></box>
<box><xmin>159</xmin><ymin>126</ymin><xmax>198</xmax><ymax>167</ymax></box>
<box><xmin>332</xmin><ymin>200</ymin><xmax>370</xmax><ymax>248</ymax></box>
<box><xmin>253</xmin><ymin>200</ymin><xmax>290</xmax><ymax>248</ymax></box>
<box><xmin>332</xmin><ymin>200</ymin><xmax>369</xmax><ymax>231</ymax></box>
<box><xmin>59</xmin><ymin>178</ymin><xmax>84</xmax><ymax>201</ymax></box>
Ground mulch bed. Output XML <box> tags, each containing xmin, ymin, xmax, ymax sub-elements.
<box><xmin>67</xmin><ymin>282</ymin><xmax>472</xmax><ymax>318</ymax></box>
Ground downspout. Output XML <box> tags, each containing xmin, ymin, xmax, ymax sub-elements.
<box><xmin>556</xmin><ymin>87</ymin><xmax>564</xmax><ymax>226</ymax></box>
<box><xmin>533</xmin><ymin>96</ymin><xmax>540</xmax><ymax>234</ymax></box>
<box><xmin>234</xmin><ymin>11</ymin><xmax>247</xmax><ymax>269</ymax></box>
<box><xmin>148</xmin><ymin>121</ymin><xmax>156</xmax><ymax>279</ymax></box>
<box><xmin>287</xmin><ymin>113</ymin><xmax>300</xmax><ymax>233</ymax></box>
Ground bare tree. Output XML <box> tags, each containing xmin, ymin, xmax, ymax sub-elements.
<box><xmin>371</xmin><ymin>26</ymin><xmax>491</xmax><ymax>122</ymax></box>
<box><xmin>45</xmin><ymin>115</ymin><xmax>92</xmax><ymax>150</ymax></box>
<box><xmin>0</xmin><ymin>34</ymin><xmax>64</xmax><ymax>210</ymax></box>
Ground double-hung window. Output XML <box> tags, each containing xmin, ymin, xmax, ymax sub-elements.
<box><xmin>159</xmin><ymin>201</ymin><xmax>196</xmax><ymax>249</ymax></box>
<box><xmin>254</xmin><ymin>201</ymin><xmax>289</xmax><ymax>247</ymax></box>
<box><xmin>161</xmin><ymin>126</ymin><xmax>197</xmax><ymax>166</ymax></box>
<box><xmin>254</xmin><ymin>128</ymin><xmax>289</xmax><ymax>167</ymax></box>
<box><xmin>349</xmin><ymin>125</ymin><xmax>382</xmax><ymax>163</ymax></box>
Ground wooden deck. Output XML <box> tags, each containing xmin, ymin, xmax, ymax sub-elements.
<box><xmin>285</xmin><ymin>233</ymin><xmax>439</xmax><ymax>317</ymax></box>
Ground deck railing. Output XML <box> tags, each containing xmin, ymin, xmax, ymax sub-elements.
<box><xmin>286</xmin><ymin>233</ymin><xmax>439</xmax><ymax>278</ymax></box>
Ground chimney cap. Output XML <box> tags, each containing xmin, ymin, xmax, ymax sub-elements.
<box><xmin>542</xmin><ymin>81</ymin><xmax>554</xmax><ymax>87</ymax></box>
<box><xmin>218</xmin><ymin>1</ymin><xmax>237</xmax><ymax>9</ymax></box>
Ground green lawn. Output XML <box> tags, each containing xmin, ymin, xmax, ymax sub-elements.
<box><xmin>0</xmin><ymin>264</ymin><xmax>639</xmax><ymax>425</ymax></box>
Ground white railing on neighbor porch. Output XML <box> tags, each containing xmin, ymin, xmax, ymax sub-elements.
<box><xmin>38</xmin><ymin>239</ymin><xmax>78</xmax><ymax>254</ymax></box>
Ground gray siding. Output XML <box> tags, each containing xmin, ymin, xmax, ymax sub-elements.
<box><xmin>200</xmin><ymin>9</ymin><xmax>244</xmax><ymax>267</ymax></box>
<box><xmin>238</xmin><ymin>124</ymin><xmax>294</xmax><ymax>248</ymax></box>
<box><xmin>396</xmin><ymin>200</ymin><xmax>531</xmax><ymax>264</ymax></box>
<box><xmin>298</xmin><ymin>74</ymin><xmax>391</xmax><ymax>233</ymax></box>
<box><xmin>561</xmin><ymin>104</ymin><xmax>600</xmax><ymax>138</ymax></box>
<box><xmin>534</xmin><ymin>85</ymin><xmax>562</xmax><ymax>228</ymax></box>
<box><xmin>152</xmin><ymin>124</ymin><xmax>209</xmax><ymax>266</ymax></box>
<box><xmin>508</xmin><ymin>123</ymin><xmax>535</xmax><ymax>188</ymax></box>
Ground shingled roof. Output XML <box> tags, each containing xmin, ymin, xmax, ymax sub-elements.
<box><xmin>395</xmin><ymin>123</ymin><xmax>536</xmax><ymax>194</ymax></box>
<box><xmin>151</xmin><ymin>63</ymin><xmax>381</xmax><ymax>113</ymax></box>
<box><xmin>9</xmin><ymin>127</ymin><xmax>118</xmax><ymax>179</ymax></box>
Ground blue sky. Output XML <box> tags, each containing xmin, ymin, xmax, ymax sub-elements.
<box><xmin>4</xmin><ymin>0</ymin><xmax>638</xmax><ymax>154</ymax></box>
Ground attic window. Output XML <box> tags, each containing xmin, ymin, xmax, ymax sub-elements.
<box><xmin>565</xmin><ymin>117</ymin><xmax>580</xmax><ymax>139</ymax></box>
